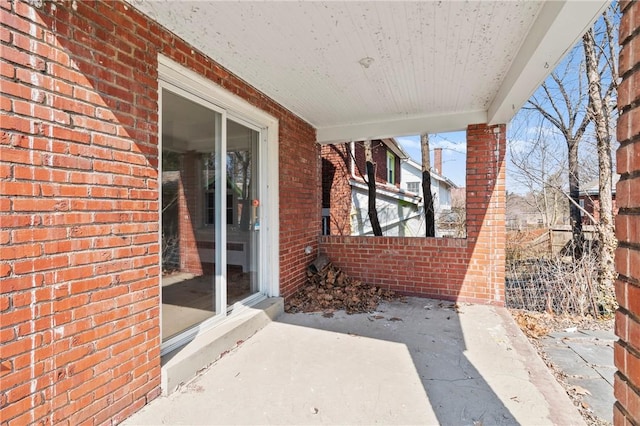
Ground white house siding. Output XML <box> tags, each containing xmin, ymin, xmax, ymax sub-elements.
<box><xmin>399</xmin><ymin>159</ymin><xmax>456</xmax><ymax>237</ymax></box>
<box><xmin>400</xmin><ymin>159</ymin><xmax>445</xmax><ymax>209</ymax></box>
<box><xmin>437</xmin><ymin>183</ymin><xmax>452</xmax><ymax>211</ymax></box>
<box><xmin>350</xmin><ymin>183</ymin><xmax>424</xmax><ymax>237</ymax></box>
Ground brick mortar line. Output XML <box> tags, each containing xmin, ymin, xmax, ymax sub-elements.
<box><xmin>614</xmin><ymin>400</ymin><xmax>639</xmax><ymax>426</ymax></box>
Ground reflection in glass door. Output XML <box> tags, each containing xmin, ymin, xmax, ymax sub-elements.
<box><xmin>161</xmin><ymin>88</ymin><xmax>223</xmax><ymax>343</ymax></box>
<box><xmin>226</xmin><ymin>119</ymin><xmax>260</xmax><ymax>306</ymax></box>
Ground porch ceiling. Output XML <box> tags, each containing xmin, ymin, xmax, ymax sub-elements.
<box><xmin>130</xmin><ymin>1</ymin><xmax>608</xmax><ymax>143</ymax></box>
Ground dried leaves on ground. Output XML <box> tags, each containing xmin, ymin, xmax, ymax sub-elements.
<box><xmin>285</xmin><ymin>256</ymin><xmax>398</xmax><ymax>314</ymax></box>
<box><xmin>510</xmin><ymin>309</ymin><xmax>613</xmax><ymax>338</ymax></box>
<box><xmin>511</xmin><ymin>310</ymin><xmax>551</xmax><ymax>339</ymax></box>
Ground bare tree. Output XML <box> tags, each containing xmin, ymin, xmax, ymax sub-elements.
<box><xmin>524</xmin><ymin>48</ymin><xmax>592</xmax><ymax>250</ymax></box>
<box><xmin>507</xmin><ymin>6</ymin><xmax>618</xmax><ymax>317</ymax></box>
<box><xmin>509</xmin><ymin>121</ymin><xmax>568</xmax><ymax>227</ymax></box>
<box><xmin>420</xmin><ymin>133</ymin><xmax>435</xmax><ymax>237</ymax></box>
<box><xmin>364</xmin><ymin>139</ymin><xmax>383</xmax><ymax>236</ymax></box>
<box><xmin>449</xmin><ymin>192</ymin><xmax>466</xmax><ymax>238</ymax></box>
<box><xmin>582</xmin><ymin>5</ymin><xmax>618</xmax><ymax>313</ymax></box>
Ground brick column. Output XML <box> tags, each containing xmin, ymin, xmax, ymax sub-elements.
<box><xmin>463</xmin><ymin>124</ymin><xmax>506</xmax><ymax>304</ymax></box>
<box><xmin>614</xmin><ymin>2</ymin><xmax>640</xmax><ymax>423</ymax></box>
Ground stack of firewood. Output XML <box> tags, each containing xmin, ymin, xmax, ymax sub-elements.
<box><xmin>285</xmin><ymin>255</ymin><xmax>397</xmax><ymax>314</ymax></box>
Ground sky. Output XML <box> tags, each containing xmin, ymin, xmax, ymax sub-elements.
<box><xmin>396</xmin><ymin>131</ymin><xmax>467</xmax><ymax>187</ymax></box>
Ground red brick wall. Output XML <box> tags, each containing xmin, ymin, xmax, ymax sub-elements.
<box><xmin>614</xmin><ymin>2</ymin><xmax>640</xmax><ymax>423</ymax></box>
<box><xmin>321</xmin><ymin>144</ymin><xmax>352</xmax><ymax>235</ymax></box>
<box><xmin>0</xmin><ymin>0</ymin><xmax>317</xmax><ymax>424</ymax></box>
<box><xmin>278</xmin><ymin>114</ymin><xmax>319</xmax><ymax>298</ymax></box>
<box><xmin>581</xmin><ymin>195</ymin><xmax>619</xmax><ymax>226</ymax></box>
<box><xmin>353</xmin><ymin>140</ymin><xmax>398</xmax><ymax>185</ymax></box>
<box><xmin>320</xmin><ymin>124</ymin><xmax>506</xmax><ymax>304</ymax></box>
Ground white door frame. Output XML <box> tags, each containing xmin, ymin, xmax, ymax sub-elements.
<box><xmin>158</xmin><ymin>56</ymin><xmax>280</xmax><ymax>356</ymax></box>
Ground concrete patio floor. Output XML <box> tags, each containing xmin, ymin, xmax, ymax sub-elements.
<box><xmin>124</xmin><ymin>297</ymin><xmax>584</xmax><ymax>425</ymax></box>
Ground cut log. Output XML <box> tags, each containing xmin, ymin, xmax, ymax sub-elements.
<box><xmin>307</xmin><ymin>254</ymin><xmax>330</xmax><ymax>275</ymax></box>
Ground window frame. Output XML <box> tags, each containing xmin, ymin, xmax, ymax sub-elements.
<box><xmin>387</xmin><ymin>151</ymin><xmax>396</xmax><ymax>184</ymax></box>
<box><xmin>407</xmin><ymin>181</ymin><xmax>420</xmax><ymax>193</ymax></box>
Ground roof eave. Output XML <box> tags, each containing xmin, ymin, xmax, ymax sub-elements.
<box><xmin>488</xmin><ymin>0</ymin><xmax>610</xmax><ymax>125</ymax></box>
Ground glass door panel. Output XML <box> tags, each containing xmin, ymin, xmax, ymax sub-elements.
<box><xmin>226</xmin><ymin>119</ymin><xmax>260</xmax><ymax>306</ymax></box>
<box><xmin>161</xmin><ymin>88</ymin><xmax>222</xmax><ymax>342</ymax></box>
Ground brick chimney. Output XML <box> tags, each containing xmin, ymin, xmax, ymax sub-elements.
<box><xmin>434</xmin><ymin>148</ymin><xmax>442</xmax><ymax>175</ymax></box>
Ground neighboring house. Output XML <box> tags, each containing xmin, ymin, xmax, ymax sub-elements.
<box><xmin>579</xmin><ymin>174</ymin><xmax>619</xmax><ymax>225</ymax></box>
<box><xmin>1</xmin><ymin>1</ymin><xmax>614</xmax><ymax>424</ymax></box>
<box><xmin>322</xmin><ymin>142</ymin><xmax>458</xmax><ymax>237</ymax></box>
<box><xmin>323</xmin><ymin>138</ymin><xmax>425</xmax><ymax>237</ymax></box>
<box><xmin>400</xmin><ymin>148</ymin><xmax>458</xmax><ymax>237</ymax></box>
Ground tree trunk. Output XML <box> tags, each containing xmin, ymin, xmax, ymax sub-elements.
<box><xmin>583</xmin><ymin>28</ymin><xmax>617</xmax><ymax>314</ymax></box>
<box><xmin>541</xmin><ymin>186</ymin><xmax>549</xmax><ymax>226</ymax></box>
<box><xmin>364</xmin><ymin>140</ymin><xmax>383</xmax><ymax>236</ymax></box>
<box><xmin>567</xmin><ymin>139</ymin><xmax>583</xmax><ymax>252</ymax></box>
<box><xmin>420</xmin><ymin>133</ymin><xmax>435</xmax><ymax>237</ymax></box>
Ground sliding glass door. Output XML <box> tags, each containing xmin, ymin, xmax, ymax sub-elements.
<box><xmin>160</xmin><ymin>86</ymin><xmax>262</xmax><ymax>352</ymax></box>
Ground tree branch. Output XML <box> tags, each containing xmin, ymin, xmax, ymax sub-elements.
<box><xmin>527</xmin><ymin>99</ymin><xmax>564</xmax><ymax>134</ymax></box>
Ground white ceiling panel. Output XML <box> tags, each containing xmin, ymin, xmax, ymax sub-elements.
<box><xmin>130</xmin><ymin>0</ymin><xmax>609</xmax><ymax>143</ymax></box>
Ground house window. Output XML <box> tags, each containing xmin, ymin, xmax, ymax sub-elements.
<box><xmin>204</xmin><ymin>191</ymin><xmax>234</xmax><ymax>225</ymax></box>
<box><xmin>205</xmin><ymin>189</ymin><xmax>215</xmax><ymax>225</ymax></box>
<box><xmin>407</xmin><ymin>181</ymin><xmax>420</xmax><ymax>193</ymax></box>
<box><xmin>387</xmin><ymin>152</ymin><xmax>395</xmax><ymax>184</ymax></box>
